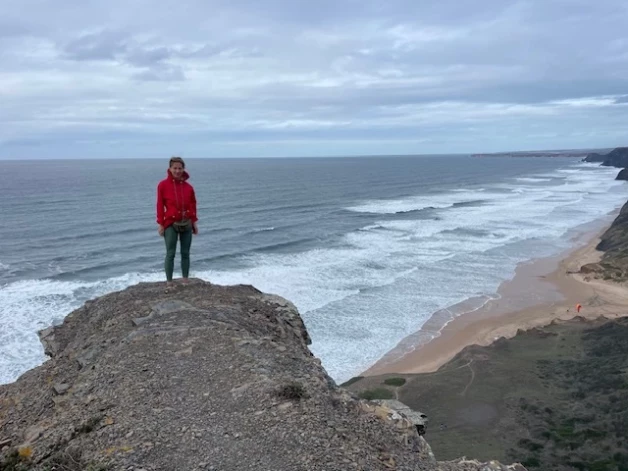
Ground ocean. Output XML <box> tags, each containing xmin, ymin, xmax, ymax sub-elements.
<box><xmin>1</xmin><ymin>155</ymin><xmax>627</xmax><ymax>385</ymax></box>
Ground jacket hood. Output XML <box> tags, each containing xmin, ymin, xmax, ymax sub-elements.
<box><xmin>167</xmin><ymin>168</ymin><xmax>190</xmax><ymax>181</ymax></box>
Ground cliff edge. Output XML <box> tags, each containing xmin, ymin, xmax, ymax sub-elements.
<box><xmin>0</xmin><ymin>280</ymin><xmax>524</xmax><ymax>470</ymax></box>
<box><xmin>584</xmin><ymin>147</ymin><xmax>628</xmax><ymax>168</ymax></box>
<box><xmin>581</xmin><ymin>200</ymin><xmax>628</xmax><ymax>280</ymax></box>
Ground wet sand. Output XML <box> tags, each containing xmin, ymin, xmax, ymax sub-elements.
<box><xmin>364</xmin><ymin>217</ymin><xmax>628</xmax><ymax>376</ymax></box>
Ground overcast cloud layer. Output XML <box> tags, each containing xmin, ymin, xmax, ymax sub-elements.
<box><xmin>1</xmin><ymin>0</ymin><xmax>627</xmax><ymax>159</ymax></box>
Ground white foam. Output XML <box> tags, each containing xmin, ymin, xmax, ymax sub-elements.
<box><xmin>345</xmin><ymin>189</ymin><xmax>490</xmax><ymax>214</ymax></box>
<box><xmin>244</xmin><ymin>164</ymin><xmax>628</xmax><ymax>381</ymax></box>
<box><xmin>0</xmin><ymin>262</ymin><xmax>9</xmax><ymax>270</ymax></box>
<box><xmin>167</xmin><ymin>165</ymin><xmax>628</xmax><ymax>380</ymax></box>
<box><xmin>3</xmin><ymin>162</ymin><xmax>628</xmax><ymax>385</ymax></box>
<box><xmin>515</xmin><ymin>177</ymin><xmax>552</xmax><ymax>183</ymax></box>
<box><xmin>0</xmin><ymin>272</ymin><xmax>165</xmax><ymax>385</ymax></box>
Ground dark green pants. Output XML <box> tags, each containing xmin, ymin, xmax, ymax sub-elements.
<box><xmin>164</xmin><ymin>225</ymin><xmax>193</xmax><ymax>281</ymax></box>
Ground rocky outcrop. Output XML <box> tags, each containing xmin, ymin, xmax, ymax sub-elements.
<box><xmin>370</xmin><ymin>399</ymin><xmax>429</xmax><ymax>435</ymax></box>
<box><xmin>584</xmin><ymin>147</ymin><xmax>628</xmax><ymax>167</ymax></box>
<box><xmin>583</xmin><ymin>152</ymin><xmax>606</xmax><ymax>163</ymax></box>
<box><xmin>0</xmin><ymin>280</ymin><xmax>525</xmax><ymax>471</ymax></box>
<box><xmin>616</xmin><ymin>168</ymin><xmax>628</xmax><ymax>180</ymax></box>
<box><xmin>581</xmin><ymin>200</ymin><xmax>628</xmax><ymax>280</ymax></box>
<box><xmin>601</xmin><ymin>147</ymin><xmax>628</xmax><ymax>168</ymax></box>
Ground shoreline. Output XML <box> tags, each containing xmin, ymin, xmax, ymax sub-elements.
<box><xmin>363</xmin><ymin>213</ymin><xmax>628</xmax><ymax>376</ymax></box>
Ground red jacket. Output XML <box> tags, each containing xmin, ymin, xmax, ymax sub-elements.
<box><xmin>156</xmin><ymin>169</ymin><xmax>198</xmax><ymax>228</ymax></box>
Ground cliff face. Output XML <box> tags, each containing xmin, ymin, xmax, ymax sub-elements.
<box><xmin>583</xmin><ymin>152</ymin><xmax>606</xmax><ymax>163</ymax></box>
<box><xmin>584</xmin><ymin>147</ymin><xmax>628</xmax><ymax>167</ymax></box>
<box><xmin>0</xmin><ymin>280</ymin><xmax>524</xmax><ymax>471</ymax></box>
<box><xmin>581</xmin><ymin>200</ymin><xmax>628</xmax><ymax>280</ymax></box>
<box><xmin>601</xmin><ymin>147</ymin><xmax>628</xmax><ymax>168</ymax></box>
<box><xmin>616</xmin><ymin>168</ymin><xmax>628</xmax><ymax>181</ymax></box>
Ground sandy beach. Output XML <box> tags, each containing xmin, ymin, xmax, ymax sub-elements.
<box><xmin>364</xmin><ymin>217</ymin><xmax>628</xmax><ymax>376</ymax></box>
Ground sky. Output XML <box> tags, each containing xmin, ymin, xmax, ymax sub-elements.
<box><xmin>1</xmin><ymin>0</ymin><xmax>627</xmax><ymax>159</ymax></box>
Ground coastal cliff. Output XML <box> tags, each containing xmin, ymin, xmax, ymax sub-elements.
<box><xmin>581</xmin><ymin>200</ymin><xmax>628</xmax><ymax>280</ymax></box>
<box><xmin>584</xmin><ymin>147</ymin><xmax>628</xmax><ymax>168</ymax></box>
<box><xmin>616</xmin><ymin>168</ymin><xmax>628</xmax><ymax>181</ymax></box>
<box><xmin>583</xmin><ymin>152</ymin><xmax>605</xmax><ymax>163</ymax></box>
<box><xmin>347</xmin><ymin>317</ymin><xmax>628</xmax><ymax>471</ymax></box>
<box><xmin>0</xmin><ymin>280</ymin><xmax>524</xmax><ymax>471</ymax></box>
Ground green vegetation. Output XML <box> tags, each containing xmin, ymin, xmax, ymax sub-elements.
<box><xmin>76</xmin><ymin>414</ymin><xmax>104</xmax><ymax>434</ymax></box>
<box><xmin>347</xmin><ymin>318</ymin><xmax>628</xmax><ymax>471</ymax></box>
<box><xmin>339</xmin><ymin>376</ymin><xmax>364</xmax><ymax>387</ymax></box>
<box><xmin>0</xmin><ymin>450</ymin><xmax>28</xmax><ymax>471</ymax></box>
<box><xmin>508</xmin><ymin>320</ymin><xmax>628</xmax><ymax>470</ymax></box>
<box><xmin>383</xmin><ymin>377</ymin><xmax>407</xmax><ymax>387</ymax></box>
<box><xmin>41</xmin><ymin>450</ymin><xmax>109</xmax><ymax>471</ymax></box>
<box><xmin>358</xmin><ymin>388</ymin><xmax>394</xmax><ymax>400</ymax></box>
<box><xmin>277</xmin><ymin>381</ymin><xmax>309</xmax><ymax>400</ymax></box>
<box><xmin>0</xmin><ymin>448</ymin><xmax>110</xmax><ymax>471</ymax></box>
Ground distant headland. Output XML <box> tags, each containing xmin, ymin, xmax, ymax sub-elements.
<box><xmin>472</xmin><ymin>148</ymin><xmax>610</xmax><ymax>158</ymax></box>
<box><xmin>582</xmin><ymin>146</ymin><xmax>628</xmax><ymax>168</ymax></box>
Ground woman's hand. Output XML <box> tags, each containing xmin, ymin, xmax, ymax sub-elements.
<box><xmin>158</xmin><ymin>224</ymin><xmax>165</xmax><ymax>236</ymax></box>
<box><xmin>193</xmin><ymin>222</ymin><xmax>199</xmax><ymax>235</ymax></box>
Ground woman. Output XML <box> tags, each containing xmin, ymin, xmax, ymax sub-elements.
<box><xmin>156</xmin><ymin>156</ymin><xmax>198</xmax><ymax>284</ymax></box>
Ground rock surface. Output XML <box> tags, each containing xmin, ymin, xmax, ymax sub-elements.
<box><xmin>371</xmin><ymin>400</ymin><xmax>429</xmax><ymax>435</ymax></box>
<box><xmin>584</xmin><ymin>147</ymin><xmax>628</xmax><ymax>167</ymax></box>
<box><xmin>0</xmin><ymin>280</ymin><xmax>525</xmax><ymax>470</ymax></box>
<box><xmin>581</xmin><ymin>199</ymin><xmax>628</xmax><ymax>280</ymax></box>
<box><xmin>583</xmin><ymin>152</ymin><xmax>606</xmax><ymax>163</ymax></box>
<box><xmin>616</xmin><ymin>168</ymin><xmax>628</xmax><ymax>180</ymax></box>
<box><xmin>601</xmin><ymin>147</ymin><xmax>628</xmax><ymax>168</ymax></box>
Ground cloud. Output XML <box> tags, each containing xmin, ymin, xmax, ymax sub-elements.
<box><xmin>63</xmin><ymin>30</ymin><xmax>129</xmax><ymax>61</ymax></box>
<box><xmin>0</xmin><ymin>19</ymin><xmax>30</xmax><ymax>38</ymax></box>
<box><xmin>1</xmin><ymin>0</ymin><xmax>628</xmax><ymax>159</ymax></box>
<box><xmin>125</xmin><ymin>46</ymin><xmax>171</xmax><ymax>66</ymax></box>
<box><xmin>133</xmin><ymin>65</ymin><xmax>185</xmax><ymax>81</ymax></box>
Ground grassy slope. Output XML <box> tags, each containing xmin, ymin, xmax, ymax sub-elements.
<box><xmin>346</xmin><ymin>318</ymin><xmax>628</xmax><ymax>471</ymax></box>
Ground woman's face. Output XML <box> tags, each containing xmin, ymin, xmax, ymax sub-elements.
<box><xmin>170</xmin><ymin>162</ymin><xmax>184</xmax><ymax>179</ymax></box>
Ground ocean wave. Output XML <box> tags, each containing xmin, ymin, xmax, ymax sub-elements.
<box><xmin>357</xmin><ymin>224</ymin><xmax>410</xmax><ymax>232</ymax></box>
<box><xmin>0</xmin><ymin>271</ymin><xmax>166</xmax><ymax>384</ymax></box>
<box><xmin>48</xmin><ymin>258</ymin><xmax>156</xmax><ymax>279</ymax></box>
<box><xmin>515</xmin><ymin>177</ymin><xmax>552</xmax><ymax>183</ymax></box>
<box><xmin>345</xmin><ymin>190</ymin><xmax>492</xmax><ymax>215</ymax></box>
<box><xmin>557</xmin><ymin>168</ymin><xmax>585</xmax><ymax>174</ymax></box>
<box><xmin>358</xmin><ymin>224</ymin><xmax>386</xmax><ymax>231</ymax></box>
<box><xmin>5</xmin><ymin>160</ymin><xmax>628</xmax><ymax>385</ymax></box>
<box><xmin>34</xmin><ymin>226</ymin><xmax>149</xmax><ymax>248</ymax></box>
<box><xmin>252</xmin><ymin>237</ymin><xmax>319</xmax><ymax>253</ymax></box>
<box><xmin>451</xmin><ymin>200</ymin><xmax>487</xmax><ymax>208</ymax></box>
<box><xmin>393</xmin><ymin>206</ymin><xmax>445</xmax><ymax>214</ymax></box>
<box><xmin>391</xmin><ymin>201</ymin><xmax>485</xmax><ymax>214</ymax></box>
<box><xmin>248</xmin><ymin>226</ymin><xmax>276</xmax><ymax>234</ymax></box>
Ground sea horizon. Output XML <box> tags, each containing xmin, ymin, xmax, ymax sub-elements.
<box><xmin>0</xmin><ymin>145</ymin><xmax>609</xmax><ymax>162</ymax></box>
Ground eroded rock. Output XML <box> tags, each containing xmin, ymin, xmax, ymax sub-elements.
<box><xmin>0</xmin><ymin>279</ymin><xmax>526</xmax><ymax>471</ymax></box>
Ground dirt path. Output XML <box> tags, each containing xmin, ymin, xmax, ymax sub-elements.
<box><xmin>460</xmin><ymin>360</ymin><xmax>475</xmax><ymax>397</ymax></box>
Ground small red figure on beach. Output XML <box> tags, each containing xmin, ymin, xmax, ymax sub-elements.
<box><xmin>576</xmin><ymin>303</ymin><xmax>582</xmax><ymax>313</ymax></box>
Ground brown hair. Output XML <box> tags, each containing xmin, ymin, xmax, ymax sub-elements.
<box><xmin>169</xmin><ymin>156</ymin><xmax>185</xmax><ymax>168</ymax></box>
